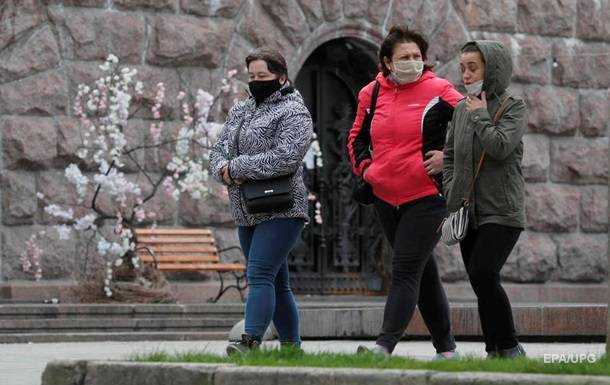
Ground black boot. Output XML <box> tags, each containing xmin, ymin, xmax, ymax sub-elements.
<box><xmin>226</xmin><ymin>334</ymin><xmax>260</xmax><ymax>356</ymax></box>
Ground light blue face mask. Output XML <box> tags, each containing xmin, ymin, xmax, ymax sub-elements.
<box><xmin>465</xmin><ymin>80</ymin><xmax>483</xmax><ymax>96</ymax></box>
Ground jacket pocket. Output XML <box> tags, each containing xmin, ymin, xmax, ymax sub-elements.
<box><xmin>476</xmin><ymin>168</ymin><xmax>509</xmax><ymax>214</ymax></box>
<box><xmin>503</xmin><ymin>165</ymin><xmax>522</xmax><ymax>212</ymax></box>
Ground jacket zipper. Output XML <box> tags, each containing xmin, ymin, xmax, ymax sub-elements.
<box><xmin>394</xmin><ymin>86</ymin><xmax>400</xmax><ymax>211</ymax></box>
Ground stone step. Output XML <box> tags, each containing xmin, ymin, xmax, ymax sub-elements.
<box><xmin>0</xmin><ymin>303</ymin><xmax>245</xmax><ymax>319</ymax></box>
<box><xmin>0</xmin><ymin>317</ymin><xmax>239</xmax><ymax>333</ymax></box>
<box><xmin>299</xmin><ymin>303</ymin><xmax>608</xmax><ymax>338</ymax></box>
<box><xmin>0</xmin><ymin>302</ymin><xmax>605</xmax><ymax>343</ymax></box>
<box><xmin>0</xmin><ymin>331</ymin><xmax>228</xmax><ymax>344</ymax></box>
<box><xmin>4</xmin><ymin>281</ymin><xmax>607</xmax><ymax>304</ymax></box>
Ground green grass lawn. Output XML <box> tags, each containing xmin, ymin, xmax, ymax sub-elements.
<box><xmin>132</xmin><ymin>348</ymin><xmax>610</xmax><ymax>377</ymax></box>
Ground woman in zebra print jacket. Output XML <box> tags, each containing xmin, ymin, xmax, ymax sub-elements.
<box><xmin>209</xmin><ymin>48</ymin><xmax>313</xmax><ymax>355</ymax></box>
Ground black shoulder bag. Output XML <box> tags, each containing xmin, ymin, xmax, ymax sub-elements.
<box><xmin>352</xmin><ymin>81</ymin><xmax>381</xmax><ymax>205</ymax></box>
<box><xmin>231</xmin><ymin>115</ymin><xmax>295</xmax><ymax>215</ymax></box>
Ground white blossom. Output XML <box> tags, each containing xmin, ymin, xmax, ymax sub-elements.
<box><xmin>56</xmin><ymin>225</ymin><xmax>72</xmax><ymax>240</ymax></box>
<box><xmin>65</xmin><ymin>164</ymin><xmax>89</xmax><ymax>202</ymax></box>
<box><xmin>97</xmin><ymin>239</ymin><xmax>111</xmax><ymax>256</ymax></box>
<box><xmin>74</xmin><ymin>213</ymin><xmax>98</xmax><ymax>231</ymax></box>
<box><xmin>37</xmin><ymin>53</ymin><xmax>238</xmax><ymax>293</ymax></box>
<box><xmin>135</xmin><ymin>81</ymin><xmax>144</xmax><ymax>95</ymax></box>
<box><xmin>93</xmin><ymin>168</ymin><xmax>141</xmax><ymax>198</ymax></box>
<box><xmin>44</xmin><ymin>205</ymin><xmax>74</xmax><ymax>221</ymax></box>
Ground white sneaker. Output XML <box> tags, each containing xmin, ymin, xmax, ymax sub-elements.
<box><xmin>433</xmin><ymin>350</ymin><xmax>460</xmax><ymax>361</ymax></box>
<box><xmin>356</xmin><ymin>344</ymin><xmax>390</xmax><ymax>357</ymax></box>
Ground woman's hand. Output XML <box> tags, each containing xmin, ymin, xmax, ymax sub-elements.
<box><xmin>465</xmin><ymin>91</ymin><xmax>487</xmax><ymax>112</ymax></box>
<box><xmin>220</xmin><ymin>165</ymin><xmax>232</xmax><ymax>185</ymax></box>
<box><xmin>424</xmin><ymin>150</ymin><xmax>444</xmax><ymax>175</ymax></box>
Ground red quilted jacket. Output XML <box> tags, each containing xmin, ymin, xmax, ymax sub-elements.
<box><xmin>347</xmin><ymin>71</ymin><xmax>463</xmax><ymax>207</ymax></box>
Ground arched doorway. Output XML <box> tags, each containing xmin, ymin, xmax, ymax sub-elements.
<box><xmin>290</xmin><ymin>38</ymin><xmax>391</xmax><ymax>295</ymax></box>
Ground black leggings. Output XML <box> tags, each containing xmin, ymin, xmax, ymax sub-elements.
<box><xmin>460</xmin><ymin>223</ymin><xmax>522</xmax><ymax>352</ymax></box>
<box><xmin>374</xmin><ymin>194</ymin><xmax>456</xmax><ymax>354</ymax></box>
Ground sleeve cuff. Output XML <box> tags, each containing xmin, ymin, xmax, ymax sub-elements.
<box><xmin>358</xmin><ymin>159</ymin><xmax>372</xmax><ymax>177</ymax></box>
<box><xmin>214</xmin><ymin>160</ymin><xmax>228</xmax><ymax>183</ymax></box>
<box><xmin>227</xmin><ymin>158</ymin><xmax>242</xmax><ymax>181</ymax></box>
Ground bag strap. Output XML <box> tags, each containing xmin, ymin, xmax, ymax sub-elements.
<box><xmin>463</xmin><ymin>95</ymin><xmax>512</xmax><ymax>205</ymax></box>
<box><xmin>367</xmin><ymin>81</ymin><xmax>381</xmax><ymax>151</ymax></box>
<box><xmin>369</xmin><ymin>80</ymin><xmax>381</xmax><ymax>115</ymax></box>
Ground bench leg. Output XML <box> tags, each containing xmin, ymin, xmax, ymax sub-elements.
<box><xmin>207</xmin><ymin>271</ymin><xmax>248</xmax><ymax>303</ymax></box>
<box><xmin>232</xmin><ymin>271</ymin><xmax>247</xmax><ymax>302</ymax></box>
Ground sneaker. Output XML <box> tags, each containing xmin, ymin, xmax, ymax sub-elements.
<box><xmin>497</xmin><ymin>343</ymin><xmax>526</xmax><ymax>359</ymax></box>
<box><xmin>226</xmin><ymin>334</ymin><xmax>260</xmax><ymax>356</ymax></box>
<box><xmin>486</xmin><ymin>350</ymin><xmax>499</xmax><ymax>359</ymax></box>
<box><xmin>356</xmin><ymin>344</ymin><xmax>390</xmax><ymax>357</ymax></box>
<box><xmin>433</xmin><ymin>350</ymin><xmax>460</xmax><ymax>361</ymax></box>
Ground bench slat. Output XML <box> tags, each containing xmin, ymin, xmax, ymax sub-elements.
<box><xmin>138</xmin><ymin>254</ymin><xmax>220</xmax><ymax>263</ymax></box>
<box><xmin>138</xmin><ymin>235</ymin><xmax>216</xmax><ymax>244</ymax></box>
<box><xmin>156</xmin><ymin>263</ymin><xmax>245</xmax><ymax>271</ymax></box>
<box><xmin>135</xmin><ymin>228</ymin><xmax>245</xmax><ymax>275</ymax></box>
<box><xmin>135</xmin><ymin>228</ymin><xmax>212</xmax><ymax>235</ymax></box>
<box><xmin>137</xmin><ymin>245</ymin><xmax>218</xmax><ymax>253</ymax></box>
<box><xmin>138</xmin><ymin>237</ymin><xmax>215</xmax><ymax>244</ymax></box>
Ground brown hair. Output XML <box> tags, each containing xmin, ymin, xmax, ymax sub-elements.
<box><xmin>245</xmin><ymin>47</ymin><xmax>288</xmax><ymax>78</ymax></box>
<box><xmin>461</xmin><ymin>42</ymin><xmax>485</xmax><ymax>63</ymax></box>
<box><xmin>378</xmin><ymin>25</ymin><xmax>433</xmax><ymax>76</ymax></box>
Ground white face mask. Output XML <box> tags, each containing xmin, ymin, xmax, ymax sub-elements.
<box><xmin>391</xmin><ymin>60</ymin><xmax>424</xmax><ymax>84</ymax></box>
<box><xmin>464</xmin><ymin>80</ymin><xmax>484</xmax><ymax>96</ymax></box>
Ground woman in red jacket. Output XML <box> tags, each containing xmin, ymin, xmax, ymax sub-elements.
<box><xmin>348</xmin><ymin>26</ymin><xmax>463</xmax><ymax>359</ymax></box>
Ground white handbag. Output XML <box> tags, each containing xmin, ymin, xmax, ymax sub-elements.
<box><xmin>440</xmin><ymin>97</ymin><xmax>511</xmax><ymax>246</ymax></box>
<box><xmin>440</xmin><ymin>152</ymin><xmax>485</xmax><ymax>246</ymax></box>
<box><xmin>441</xmin><ymin>203</ymin><xmax>471</xmax><ymax>246</ymax></box>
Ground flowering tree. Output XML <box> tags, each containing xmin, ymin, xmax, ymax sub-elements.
<box><xmin>20</xmin><ymin>54</ymin><xmax>239</xmax><ymax>300</ymax></box>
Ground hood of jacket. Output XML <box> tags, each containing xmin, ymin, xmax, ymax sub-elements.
<box><xmin>462</xmin><ymin>40</ymin><xmax>512</xmax><ymax>99</ymax></box>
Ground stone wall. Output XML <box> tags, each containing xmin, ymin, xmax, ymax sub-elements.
<box><xmin>0</xmin><ymin>0</ymin><xmax>608</xmax><ymax>284</ymax></box>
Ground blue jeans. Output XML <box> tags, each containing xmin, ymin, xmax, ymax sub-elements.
<box><xmin>238</xmin><ymin>218</ymin><xmax>304</xmax><ymax>345</ymax></box>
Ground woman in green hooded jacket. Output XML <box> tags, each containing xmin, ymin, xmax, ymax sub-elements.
<box><xmin>443</xmin><ymin>40</ymin><xmax>528</xmax><ymax>359</ymax></box>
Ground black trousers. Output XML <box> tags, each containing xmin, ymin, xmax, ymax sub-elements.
<box><xmin>460</xmin><ymin>223</ymin><xmax>522</xmax><ymax>352</ymax></box>
<box><xmin>374</xmin><ymin>194</ymin><xmax>456</xmax><ymax>354</ymax></box>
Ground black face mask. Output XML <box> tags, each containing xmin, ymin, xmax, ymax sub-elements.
<box><xmin>249</xmin><ymin>79</ymin><xmax>283</xmax><ymax>105</ymax></box>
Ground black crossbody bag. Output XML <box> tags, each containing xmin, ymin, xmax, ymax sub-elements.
<box><xmin>230</xmin><ymin>115</ymin><xmax>295</xmax><ymax>215</ymax></box>
<box><xmin>352</xmin><ymin>81</ymin><xmax>380</xmax><ymax>205</ymax></box>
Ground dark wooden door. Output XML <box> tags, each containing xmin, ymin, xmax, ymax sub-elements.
<box><xmin>290</xmin><ymin>38</ymin><xmax>392</xmax><ymax>295</ymax></box>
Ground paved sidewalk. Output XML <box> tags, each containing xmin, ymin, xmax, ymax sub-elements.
<box><xmin>2</xmin><ymin>340</ymin><xmax>605</xmax><ymax>385</ymax></box>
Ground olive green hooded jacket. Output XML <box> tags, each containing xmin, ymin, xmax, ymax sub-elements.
<box><xmin>443</xmin><ymin>40</ymin><xmax>528</xmax><ymax>229</ymax></box>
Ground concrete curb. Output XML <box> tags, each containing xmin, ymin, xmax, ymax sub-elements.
<box><xmin>42</xmin><ymin>360</ymin><xmax>610</xmax><ymax>385</ymax></box>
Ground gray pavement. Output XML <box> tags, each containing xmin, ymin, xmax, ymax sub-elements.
<box><xmin>1</xmin><ymin>340</ymin><xmax>605</xmax><ymax>385</ymax></box>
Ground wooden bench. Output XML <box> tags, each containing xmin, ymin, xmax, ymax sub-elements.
<box><xmin>134</xmin><ymin>228</ymin><xmax>247</xmax><ymax>303</ymax></box>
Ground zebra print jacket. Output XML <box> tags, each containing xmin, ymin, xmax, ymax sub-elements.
<box><xmin>208</xmin><ymin>84</ymin><xmax>314</xmax><ymax>227</ymax></box>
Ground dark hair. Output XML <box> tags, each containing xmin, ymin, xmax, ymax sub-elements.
<box><xmin>461</xmin><ymin>42</ymin><xmax>485</xmax><ymax>63</ymax></box>
<box><xmin>378</xmin><ymin>25</ymin><xmax>432</xmax><ymax>76</ymax></box>
<box><xmin>245</xmin><ymin>47</ymin><xmax>288</xmax><ymax>78</ymax></box>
